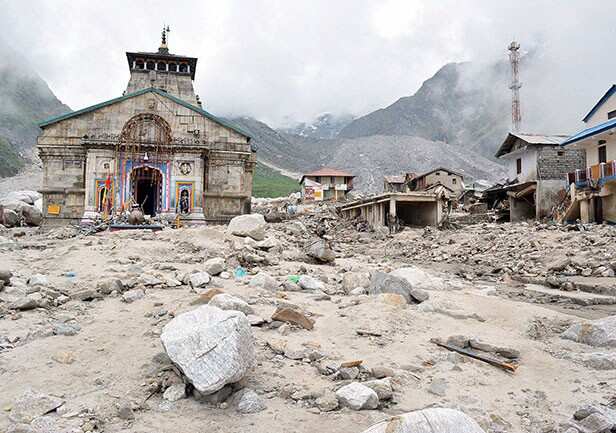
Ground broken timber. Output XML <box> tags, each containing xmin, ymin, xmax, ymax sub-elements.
<box><xmin>431</xmin><ymin>339</ymin><xmax>518</xmax><ymax>373</ymax></box>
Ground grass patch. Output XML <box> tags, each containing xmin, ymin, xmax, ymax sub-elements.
<box><xmin>253</xmin><ymin>162</ymin><xmax>300</xmax><ymax>198</ymax></box>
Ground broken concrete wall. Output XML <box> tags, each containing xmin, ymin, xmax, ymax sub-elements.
<box><xmin>397</xmin><ymin>201</ymin><xmax>437</xmax><ymax>226</ymax></box>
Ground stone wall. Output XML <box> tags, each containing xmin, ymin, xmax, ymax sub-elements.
<box><xmin>537</xmin><ymin>147</ymin><xmax>586</xmax><ymax>180</ymax></box>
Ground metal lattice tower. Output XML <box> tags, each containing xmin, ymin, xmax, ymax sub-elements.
<box><xmin>508</xmin><ymin>41</ymin><xmax>522</xmax><ymax>132</ymax></box>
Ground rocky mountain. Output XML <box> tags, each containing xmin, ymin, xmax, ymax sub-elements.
<box><xmin>279</xmin><ymin>113</ymin><xmax>355</xmax><ymax>140</ymax></box>
<box><xmin>0</xmin><ymin>40</ymin><xmax>70</xmax><ymax>177</ymax></box>
<box><xmin>338</xmin><ymin>62</ymin><xmax>511</xmax><ymax>156</ymax></box>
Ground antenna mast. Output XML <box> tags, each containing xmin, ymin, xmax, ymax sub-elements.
<box><xmin>508</xmin><ymin>41</ymin><xmax>522</xmax><ymax>132</ymax></box>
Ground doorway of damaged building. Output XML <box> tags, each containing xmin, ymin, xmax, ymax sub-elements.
<box><xmin>131</xmin><ymin>166</ymin><xmax>163</xmax><ymax>216</ymax></box>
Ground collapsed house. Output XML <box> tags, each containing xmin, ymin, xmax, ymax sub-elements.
<box><xmin>383</xmin><ymin>175</ymin><xmax>407</xmax><ymax>193</ymax></box>
<box><xmin>300</xmin><ymin>168</ymin><xmax>355</xmax><ymax>202</ymax></box>
<box><xmin>494</xmin><ymin>133</ymin><xmax>585</xmax><ymax>222</ymax></box>
<box><xmin>338</xmin><ymin>189</ymin><xmax>450</xmax><ymax>228</ymax></box>
<box><xmin>37</xmin><ymin>32</ymin><xmax>255</xmax><ymax>225</ymax></box>
<box><xmin>407</xmin><ymin>167</ymin><xmax>465</xmax><ymax>200</ymax></box>
<box><xmin>561</xmin><ymin>84</ymin><xmax>616</xmax><ymax>223</ymax></box>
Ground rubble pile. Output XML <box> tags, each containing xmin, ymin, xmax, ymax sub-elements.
<box><xmin>0</xmin><ymin>206</ymin><xmax>615</xmax><ymax>433</ymax></box>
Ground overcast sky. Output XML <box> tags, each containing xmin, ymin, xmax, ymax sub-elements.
<box><xmin>1</xmin><ymin>0</ymin><xmax>615</xmax><ymax>130</ymax></box>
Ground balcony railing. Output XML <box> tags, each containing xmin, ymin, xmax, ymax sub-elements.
<box><xmin>567</xmin><ymin>160</ymin><xmax>616</xmax><ymax>187</ymax></box>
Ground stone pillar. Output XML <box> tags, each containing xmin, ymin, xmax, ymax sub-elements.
<box><xmin>389</xmin><ymin>198</ymin><xmax>396</xmax><ymax>217</ymax></box>
<box><xmin>580</xmin><ymin>199</ymin><xmax>593</xmax><ymax>223</ymax></box>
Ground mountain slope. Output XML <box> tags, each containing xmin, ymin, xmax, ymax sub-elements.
<box><xmin>279</xmin><ymin>113</ymin><xmax>355</xmax><ymax>139</ymax></box>
<box><xmin>0</xmin><ymin>40</ymin><xmax>70</xmax><ymax>176</ymax></box>
<box><xmin>338</xmin><ymin>62</ymin><xmax>510</xmax><ymax>156</ymax></box>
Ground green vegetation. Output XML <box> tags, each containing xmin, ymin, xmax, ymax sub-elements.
<box><xmin>252</xmin><ymin>161</ymin><xmax>300</xmax><ymax>198</ymax></box>
<box><xmin>0</xmin><ymin>137</ymin><xmax>24</xmax><ymax>178</ymax></box>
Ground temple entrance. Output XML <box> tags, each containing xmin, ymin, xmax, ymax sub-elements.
<box><xmin>131</xmin><ymin>167</ymin><xmax>162</xmax><ymax>216</ymax></box>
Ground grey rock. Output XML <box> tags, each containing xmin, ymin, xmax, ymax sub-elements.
<box><xmin>316</xmin><ymin>391</ymin><xmax>339</xmax><ymax>412</ymax></box>
<box><xmin>28</xmin><ymin>274</ymin><xmax>48</xmax><ymax>287</ymax></box>
<box><xmin>194</xmin><ymin>384</ymin><xmax>233</xmax><ymax>404</ymax></box>
<box><xmin>52</xmin><ymin>322</ymin><xmax>81</xmax><ymax>336</ymax></box>
<box><xmin>189</xmin><ymin>272</ymin><xmax>211</xmax><ymax>289</ymax></box>
<box><xmin>390</xmin><ymin>266</ymin><xmax>447</xmax><ymax>291</ymax></box>
<box><xmin>248</xmin><ymin>272</ymin><xmax>279</xmax><ymax>291</ymax></box>
<box><xmin>227</xmin><ymin>214</ymin><xmax>266</xmax><ymax>241</ymax></box>
<box><xmin>161</xmin><ymin>305</ymin><xmax>255</xmax><ymax>394</ymax></box>
<box><xmin>562</xmin><ymin>316</ymin><xmax>616</xmax><ymax>348</ymax></box>
<box><xmin>234</xmin><ymin>388</ymin><xmax>266</xmax><ymax>414</ymax></box>
<box><xmin>306</xmin><ymin>239</ymin><xmax>335</xmax><ymax>263</ymax></box>
<box><xmin>0</xmin><ymin>268</ymin><xmax>12</xmax><ymax>284</ymax></box>
<box><xmin>342</xmin><ymin>272</ymin><xmax>370</xmax><ymax>293</ymax></box>
<box><xmin>359</xmin><ymin>408</ymin><xmax>486</xmax><ymax>433</ymax></box>
<box><xmin>580</xmin><ymin>352</ymin><xmax>616</xmax><ymax>370</ymax></box>
<box><xmin>9</xmin><ymin>389</ymin><xmax>64</xmax><ymax>424</ymax></box>
<box><xmin>204</xmin><ymin>257</ymin><xmax>225</xmax><ymax>276</ymax></box>
<box><xmin>9</xmin><ymin>293</ymin><xmax>44</xmax><ymax>311</ymax></box>
<box><xmin>335</xmin><ymin>382</ymin><xmax>379</xmax><ymax>410</ymax></box>
<box><xmin>298</xmin><ymin>275</ymin><xmax>324</xmax><ymax>291</ymax></box>
<box><xmin>2</xmin><ymin>208</ymin><xmax>20</xmax><ymax>227</ymax></box>
<box><xmin>116</xmin><ymin>401</ymin><xmax>134</xmax><ymax>420</ymax></box>
<box><xmin>163</xmin><ymin>383</ymin><xmax>187</xmax><ymax>402</ymax></box>
<box><xmin>338</xmin><ymin>367</ymin><xmax>359</xmax><ymax>380</ymax></box>
<box><xmin>122</xmin><ymin>288</ymin><xmax>145</xmax><ymax>303</ymax></box>
<box><xmin>209</xmin><ymin>293</ymin><xmax>254</xmax><ymax>315</ymax></box>
<box><xmin>368</xmin><ymin>272</ymin><xmax>429</xmax><ymax>304</ymax></box>
<box><xmin>428</xmin><ymin>378</ymin><xmax>448</xmax><ymax>397</ymax></box>
<box><xmin>363</xmin><ymin>378</ymin><xmax>393</xmax><ymax>400</ymax></box>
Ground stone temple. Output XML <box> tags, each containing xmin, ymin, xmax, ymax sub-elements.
<box><xmin>37</xmin><ymin>31</ymin><xmax>255</xmax><ymax>225</ymax></box>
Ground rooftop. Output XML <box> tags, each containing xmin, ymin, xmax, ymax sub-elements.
<box><xmin>413</xmin><ymin>167</ymin><xmax>465</xmax><ymax>180</ymax></box>
<box><xmin>495</xmin><ymin>132</ymin><xmax>569</xmax><ymax>157</ymax></box>
<box><xmin>561</xmin><ymin>117</ymin><xmax>616</xmax><ymax>147</ymax></box>
<box><xmin>301</xmin><ymin>167</ymin><xmax>354</xmax><ymax>183</ymax></box>
<box><xmin>383</xmin><ymin>175</ymin><xmax>406</xmax><ymax>184</ymax></box>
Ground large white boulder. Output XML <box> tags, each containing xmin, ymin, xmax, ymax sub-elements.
<box><xmin>562</xmin><ymin>316</ymin><xmax>616</xmax><ymax>348</ymax></box>
<box><xmin>336</xmin><ymin>382</ymin><xmax>379</xmax><ymax>410</ymax></box>
<box><xmin>359</xmin><ymin>408</ymin><xmax>485</xmax><ymax>433</ymax></box>
<box><xmin>390</xmin><ymin>266</ymin><xmax>447</xmax><ymax>291</ymax></box>
<box><xmin>227</xmin><ymin>214</ymin><xmax>266</xmax><ymax>241</ymax></box>
<box><xmin>2</xmin><ymin>190</ymin><xmax>41</xmax><ymax>205</ymax></box>
<box><xmin>161</xmin><ymin>305</ymin><xmax>255</xmax><ymax>395</ymax></box>
<box><xmin>368</xmin><ymin>272</ymin><xmax>429</xmax><ymax>304</ymax></box>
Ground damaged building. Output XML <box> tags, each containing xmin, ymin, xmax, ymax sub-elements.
<box><xmin>562</xmin><ymin>84</ymin><xmax>616</xmax><ymax>223</ymax></box>
<box><xmin>494</xmin><ymin>133</ymin><xmax>585</xmax><ymax>221</ymax></box>
<box><xmin>37</xmin><ymin>31</ymin><xmax>255</xmax><ymax>225</ymax></box>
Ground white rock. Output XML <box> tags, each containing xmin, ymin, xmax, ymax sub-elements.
<box><xmin>562</xmin><ymin>316</ymin><xmax>616</xmax><ymax>348</ymax></box>
<box><xmin>122</xmin><ymin>288</ymin><xmax>145</xmax><ymax>303</ymax></box>
<box><xmin>234</xmin><ymin>388</ymin><xmax>266</xmax><ymax>414</ymax></box>
<box><xmin>390</xmin><ymin>266</ymin><xmax>448</xmax><ymax>291</ymax></box>
<box><xmin>227</xmin><ymin>214</ymin><xmax>266</xmax><ymax>241</ymax></box>
<box><xmin>335</xmin><ymin>382</ymin><xmax>378</xmax><ymax>410</ymax></box>
<box><xmin>209</xmin><ymin>293</ymin><xmax>254</xmax><ymax>315</ymax></box>
<box><xmin>359</xmin><ymin>408</ymin><xmax>486</xmax><ymax>433</ymax></box>
<box><xmin>163</xmin><ymin>383</ymin><xmax>187</xmax><ymax>402</ymax></box>
<box><xmin>204</xmin><ymin>257</ymin><xmax>226</xmax><ymax>276</ymax></box>
<box><xmin>161</xmin><ymin>305</ymin><xmax>255</xmax><ymax>395</ymax></box>
<box><xmin>8</xmin><ymin>389</ymin><xmax>64</xmax><ymax>424</ymax></box>
<box><xmin>298</xmin><ymin>275</ymin><xmax>324</xmax><ymax>291</ymax></box>
<box><xmin>189</xmin><ymin>272</ymin><xmax>211</xmax><ymax>289</ymax></box>
<box><xmin>342</xmin><ymin>272</ymin><xmax>370</xmax><ymax>293</ymax></box>
<box><xmin>28</xmin><ymin>274</ymin><xmax>48</xmax><ymax>287</ymax></box>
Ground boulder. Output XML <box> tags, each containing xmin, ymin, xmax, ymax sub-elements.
<box><xmin>209</xmin><ymin>293</ymin><xmax>254</xmax><ymax>315</ymax></box>
<box><xmin>359</xmin><ymin>408</ymin><xmax>486</xmax><ymax>433</ymax></box>
<box><xmin>368</xmin><ymin>272</ymin><xmax>429</xmax><ymax>304</ymax></box>
<box><xmin>227</xmin><ymin>214</ymin><xmax>266</xmax><ymax>241</ymax></box>
<box><xmin>2</xmin><ymin>190</ymin><xmax>41</xmax><ymax>205</ymax></box>
<box><xmin>298</xmin><ymin>275</ymin><xmax>324</xmax><ymax>291</ymax></box>
<box><xmin>306</xmin><ymin>239</ymin><xmax>335</xmax><ymax>263</ymax></box>
<box><xmin>342</xmin><ymin>272</ymin><xmax>370</xmax><ymax>293</ymax></box>
<box><xmin>204</xmin><ymin>257</ymin><xmax>225</xmax><ymax>276</ymax></box>
<box><xmin>234</xmin><ymin>388</ymin><xmax>266</xmax><ymax>414</ymax></box>
<box><xmin>1</xmin><ymin>200</ymin><xmax>42</xmax><ymax>226</ymax></box>
<box><xmin>122</xmin><ymin>288</ymin><xmax>145</xmax><ymax>303</ymax></box>
<box><xmin>1</xmin><ymin>208</ymin><xmax>20</xmax><ymax>227</ymax></box>
<box><xmin>335</xmin><ymin>382</ymin><xmax>379</xmax><ymax>410</ymax></box>
<box><xmin>161</xmin><ymin>305</ymin><xmax>255</xmax><ymax>395</ymax></box>
<box><xmin>363</xmin><ymin>378</ymin><xmax>393</xmax><ymax>400</ymax></box>
<box><xmin>189</xmin><ymin>272</ymin><xmax>211</xmax><ymax>289</ymax></box>
<box><xmin>8</xmin><ymin>389</ymin><xmax>64</xmax><ymax>424</ymax></box>
<box><xmin>271</xmin><ymin>306</ymin><xmax>315</xmax><ymax>330</ymax></box>
<box><xmin>249</xmin><ymin>272</ymin><xmax>279</xmax><ymax>291</ymax></box>
<box><xmin>0</xmin><ymin>268</ymin><xmax>12</xmax><ymax>284</ymax></box>
<box><xmin>562</xmin><ymin>316</ymin><xmax>616</xmax><ymax>348</ymax></box>
<box><xmin>390</xmin><ymin>266</ymin><xmax>447</xmax><ymax>291</ymax></box>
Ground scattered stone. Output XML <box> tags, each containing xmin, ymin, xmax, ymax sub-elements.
<box><xmin>209</xmin><ymin>293</ymin><xmax>254</xmax><ymax>315</ymax></box>
<box><xmin>377</xmin><ymin>293</ymin><xmax>407</xmax><ymax>307</ymax></box>
<box><xmin>189</xmin><ymin>272</ymin><xmax>211</xmax><ymax>289</ymax></box>
<box><xmin>191</xmin><ymin>288</ymin><xmax>225</xmax><ymax>305</ymax></box>
<box><xmin>249</xmin><ymin>272</ymin><xmax>279</xmax><ymax>291</ymax></box>
<box><xmin>342</xmin><ymin>272</ymin><xmax>370</xmax><ymax>293</ymax></box>
<box><xmin>0</xmin><ymin>268</ymin><xmax>13</xmax><ymax>284</ymax></box>
<box><xmin>194</xmin><ymin>385</ymin><xmax>233</xmax><ymax>405</ymax></box>
<box><xmin>562</xmin><ymin>316</ymin><xmax>616</xmax><ymax>348</ymax></box>
<box><xmin>316</xmin><ymin>391</ymin><xmax>339</xmax><ymax>412</ymax></box>
<box><xmin>116</xmin><ymin>401</ymin><xmax>135</xmax><ymax>420</ymax></box>
<box><xmin>234</xmin><ymin>388</ymin><xmax>266</xmax><ymax>414</ymax></box>
<box><xmin>371</xmin><ymin>366</ymin><xmax>395</xmax><ymax>379</ymax></box>
<box><xmin>298</xmin><ymin>275</ymin><xmax>325</xmax><ymax>291</ymax></box>
<box><xmin>8</xmin><ymin>389</ymin><xmax>65</xmax><ymax>424</ymax></box>
<box><xmin>204</xmin><ymin>257</ymin><xmax>225</xmax><ymax>276</ymax></box>
<box><xmin>52</xmin><ymin>322</ymin><xmax>81</xmax><ymax>336</ymax></box>
<box><xmin>161</xmin><ymin>305</ymin><xmax>255</xmax><ymax>394</ymax></box>
<box><xmin>9</xmin><ymin>294</ymin><xmax>44</xmax><ymax>311</ymax></box>
<box><xmin>306</xmin><ymin>239</ymin><xmax>335</xmax><ymax>263</ymax></box>
<box><xmin>390</xmin><ymin>266</ymin><xmax>447</xmax><ymax>291</ymax></box>
<box><xmin>359</xmin><ymin>408</ymin><xmax>486</xmax><ymax>433</ymax></box>
<box><xmin>27</xmin><ymin>274</ymin><xmax>48</xmax><ymax>287</ymax></box>
<box><xmin>368</xmin><ymin>272</ymin><xmax>429</xmax><ymax>304</ymax></box>
<box><xmin>271</xmin><ymin>306</ymin><xmax>315</xmax><ymax>330</ymax></box>
<box><xmin>122</xmin><ymin>288</ymin><xmax>145</xmax><ymax>303</ymax></box>
<box><xmin>163</xmin><ymin>383</ymin><xmax>187</xmax><ymax>402</ymax></box>
<box><xmin>428</xmin><ymin>378</ymin><xmax>448</xmax><ymax>397</ymax></box>
<box><xmin>227</xmin><ymin>214</ymin><xmax>267</xmax><ymax>241</ymax></box>
<box><xmin>335</xmin><ymin>382</ymin><xmax>379</xmax><ymax>410</ymax></box>
<box><xmin>363</xmin><ymin>378</ymin><xmax>393</xmax><ymax>400</ymax></box>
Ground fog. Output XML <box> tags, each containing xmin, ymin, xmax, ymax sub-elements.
<box><xmin>1</xmin><ymin>0</ymin><xmax>615</xmax><ymax>132</ymax></box>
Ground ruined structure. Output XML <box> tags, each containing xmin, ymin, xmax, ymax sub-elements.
<box><xmin>562</xmin><ymin>84</ymin><xmax>616</xmax><ymax>223</ymax></box>
<box><xmin>300</xmin><ymin>168</ymin><xmax>355</xmax><ymax>202</ymax></box>
<box><xmin>495</xmin><ymin>133</ymin><xmax>585</xmax><ymax>221</ymax></box>
<box><xmin>37</xmin><ymin>30</ymin><xmax>255</xmax><ymax>225</ymax></box>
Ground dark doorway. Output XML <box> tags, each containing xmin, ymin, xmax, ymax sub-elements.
<box><xmin>599</xmin><ymin>145</ymin><xmax>607</xmax><ymax>164</ymax></box>
<box><xmin>595</xmin><ymin>197</ymin><xmax>604</xmax><ymax>223</ymax></box>
<box><xmin>131</xmin><ymin>167</ymin><xmax>162</xmax><ymax>216</ymax></box>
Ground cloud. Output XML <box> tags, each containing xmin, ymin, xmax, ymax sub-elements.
<box><xmin>0</xmin><ymin>0</ymin><xmax>615</xmax><ymax>132</ymax></box>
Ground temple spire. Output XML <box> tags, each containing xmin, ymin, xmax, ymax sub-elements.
<box><xmin>158</xmin><ymin>25</ymin><xmax>170</xmax><ymax>54</ymax></box>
